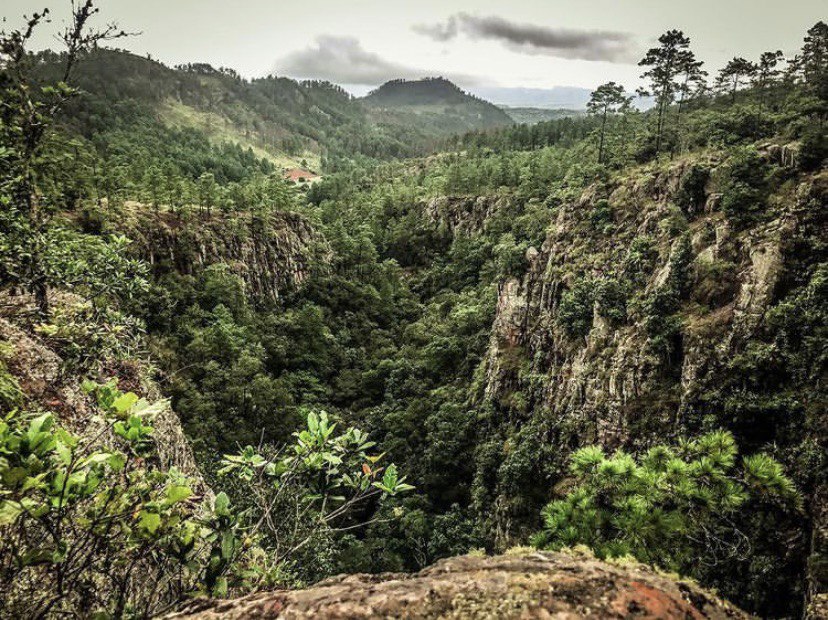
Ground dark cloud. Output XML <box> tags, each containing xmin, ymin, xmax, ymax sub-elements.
<box><xmin>414</xmin><ymin>13</ymin><xmax>638</xmax><ymax>63</ymax></box>
<box><xmin>275</xmin><ymin>35</ymin><xmax>482</xmax><ymax>86</ymax></box>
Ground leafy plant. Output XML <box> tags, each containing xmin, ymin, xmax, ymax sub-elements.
<box><xmin>0</xmin><ymin>380</ymin><xmax>239</xmax><ymax>617</ymax></box>
<box><xmin>217</xmin><ymin>410</ymin><xmax>413</xmax><ymax>582</ymax></box>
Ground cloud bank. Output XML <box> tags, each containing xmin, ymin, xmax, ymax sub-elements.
<box><xmin>276</xmin><ymin>36</ymin><xmax>414</xmax><ymax>84</ymax></box>
<box><xmin>275</xmin><ymin>35</ymin><xmax>482</xmax><ymax>86</ymax></box>
<box><xmin>414</xmin><ymin>13</ymin><xmax>638</xmax><ymax>63</ymax></box>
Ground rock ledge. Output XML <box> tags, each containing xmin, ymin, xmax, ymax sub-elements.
<box><xmin>167</xmin><ymin>551</ymin><xmax>750</xmax><ymax>619</ymax></box>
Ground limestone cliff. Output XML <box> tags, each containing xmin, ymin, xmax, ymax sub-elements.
<box><xmin>167</xmin><ymin>551</ymin><xmax>750</xmax><ymax>619</ymax></box>
<box><xmin>119</xmin><ymin>206</ymin><xmax>319</xmax><ymax>302</ymax></box>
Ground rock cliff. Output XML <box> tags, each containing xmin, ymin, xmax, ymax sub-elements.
<box><xmin>120</xmin><ymin>206</ymin><xmax>319</xmax><ymax>302</ymax></box>
<box><xmin>423</xmin><ymin>151</ymin><xmax>826</xmax><ymax>614</ymax></box>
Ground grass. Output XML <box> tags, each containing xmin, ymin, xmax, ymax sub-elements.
<box><xmin>158</xmin><ymin>100</ymin><xmax>321</xmax><ymax>171</ymax></box>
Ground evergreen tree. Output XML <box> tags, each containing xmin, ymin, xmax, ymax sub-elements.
<box><xmin>586</xmin><ymin>82</ymin><xmax>632</xmax><ymax>164</ymax></box>
<box><xmin>717</xmin><ymin>57</ymin><xmax>758</xmax><ymax>102</ymax></box>
<box><xmin>800</xmin><ymin>21</ymin><xmax>828</xmax><ymax>104</ymax></box>
<box><xmin>0</xmin><ymin>1</ymin><xmax>127</xmax><ymax>315</ymax></box>
<box><xmin>638</xmin><ymin>30</ymin><xmax>694</xmax><ymax>155</ymax></box>
<box><xmin>533</xmin><ymin>431</ymin><xmax>800</xmax><ymax>573</ymax></box>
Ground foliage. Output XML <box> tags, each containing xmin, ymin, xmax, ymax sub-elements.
<box><xmin>217</xmin><ymin>410</ymin><xmax>413</xmax><ymax>582</ymax></box>
<box><xmin>0</xmin><ymin>380</ymin><xmax>239</xmax><ymax>617</ymax></box>
<box><xmin>557</xmin><ymin>279</ymin><xmax>595</xmax><ymax>339</ymax></box>
<box><xmin>675</xmin><ymin>164</ymin><xmax>709</xmax><ymax>216</ymax></box>
<box><xmin>717</xmin><ymin>147</ymin><xmax>771</xmax><ymax>227</ymax></box>
<box><xmin>533</xmin><ymin>431</ymin><xmax>800</xmax><ymax>574</ymax></box>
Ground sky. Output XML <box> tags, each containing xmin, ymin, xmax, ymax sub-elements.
<box><xmin>2</xmin><ymin>0</ymin><xmax>825</xmax><ymax>106</ymax></box>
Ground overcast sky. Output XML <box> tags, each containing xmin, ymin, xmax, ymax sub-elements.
<box><xmin>3</xmin><ymin>0</ymin><xmax>824</xmax><ymax>103</ymax></box>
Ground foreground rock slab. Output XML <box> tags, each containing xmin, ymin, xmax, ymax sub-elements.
<box><xmin>167</xmin><ymin>551</ymin><xmax>750</xmax><ymax>619</ymax></box>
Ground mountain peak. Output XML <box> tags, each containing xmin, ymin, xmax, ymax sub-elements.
<box><xmin>365</xmin><ymin>77</ymin><xmax>481</xmax><ymax>106</ymax></box>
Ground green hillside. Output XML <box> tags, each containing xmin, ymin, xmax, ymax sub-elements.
<box><xmin>35</xmin><ymin>49</ymin><xmax>512</xmax><ymax>173</ymax></box>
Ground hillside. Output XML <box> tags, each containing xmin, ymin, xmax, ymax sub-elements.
<box><xmin>35</xmin><ymin>49</ymin><xmax>510</xmax><ymax>173</ymax></box>
<box><xmin>362</xmin><ymin>77</ymin><xmax>513</xmax><ymax>138</ymax></box>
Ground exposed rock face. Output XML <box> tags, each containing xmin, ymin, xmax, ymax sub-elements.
<box><xmin>482</xmin><ymin>158</ymin><xmax>822</xmax><ymax>450</ymax></box>
<box><xmin>446</xmin><ymin>155</ymin><xmax>825</xmax><ymax>613</ymax></box>
<box><xmin>0</xmin><ymin>309</ymin><xmax>202</xmax><ymax>485</ymax></box>
<box><xmin>167</xmin><ymin>551</ymin><xmax>750</xmax><ymax>619</ymax></box>
<box><xmin>122</xmin><ymin>207</ymin><xmax>319</xmax><ymax>302</ymax></box>
<box><xmin>426</xmin><ymin>195</ymin><xmax>509</xmax><ymax>235</ymax></box>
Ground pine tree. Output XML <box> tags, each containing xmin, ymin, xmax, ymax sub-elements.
<box><xmin>533</xmin><ymin>431</ymin><xmax>800</xmax><ymax>573</ymax></box>
<box><xmin>586</xmin><ymin>82</ymin><xmax>632</xmax><ymax>164</ymax></box>
<box><xmin>717</xmin><ymin>57</ymin><xmax>758</xmax><ymax>103</ymax></box>
<box><xmin>638</xmin><ymin>30</ymin><xmax>694</xmax><ymax>155</ymax></box>
<box><xmin>800</xmin><ymin>21</ymin><xmax>828</xmax><ymax>104</ymax></box>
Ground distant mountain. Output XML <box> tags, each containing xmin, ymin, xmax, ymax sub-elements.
<box><xmin>474</xmin><ymin>85</ymin><xmax>654</xmax><ymax>111</ymax></box>
<box><xmin>361</xmin><ymin>78</ymin><xmax>513</xmax><ymax>137</ymax></box>
<box><xmin>34</xmin><ymin>50</ymin><xmax>512</xmax><ymax>169</ymax></box>
<box><xmin>500</xmin><ymin>107</ymin><xmax>585</xmax><ymax>124</ymax></box>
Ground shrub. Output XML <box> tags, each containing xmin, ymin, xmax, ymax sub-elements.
<box><xmin>623</xmin><ymin>236</ymin><xmax>659</xmax><ymax>285</ymax></box>
<box><xmin>594</xmin><ymin>277</ymin><xmax>628</xmax><ymax>325</ymax></box>
<box><xmin>557</xmin><ymin>280</ymin><xmax>595</xmax><ymax>339</ymax></box>
<box><xmin>217</xmin><ymin>410</ymin><xmax>414</xmax><ymax>584</ymax></box>
<box><xmin>0</xmin><ymin>381</ymin><xmax>240</xmax><ymax>617</ymax></box>
<box><xmin>675</xmin><ymin>164</ymin><xmax>709</xmax><ymax>217</ymax></box>
<box><xmin>717</xmin><ymin>148</ymin><xmax>771</xmax><ymax>227</ymax></box>
<box><xmin>641</xmin><ymin>286</ymin><xmax>682</xmax><ymax>357</ymax></box>
<box><xmin>798</xmin><ymin>126</ymin><xmax>828</xmax><ymax>171</ymax></box>
<box><xmin>588</xmin><ymin>199</ymin><xmax>613</xmax><ymax>230</ymax></box>
<box><xmin>533</xmin><ymin>431</ymin><xmax>800</xmax><ymax>574</ymax></box>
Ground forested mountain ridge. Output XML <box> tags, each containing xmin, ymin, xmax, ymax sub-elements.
<box><xmin>1</xmin><ymin>4</ymin><xmax>827</xmax><ymax>618</ymax></box>
<box><xmin>34</xmin><ymin>49</ymin><xmax>515</xmax><ymax>173</ymax></box>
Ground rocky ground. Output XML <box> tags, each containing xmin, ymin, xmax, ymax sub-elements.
<box><xmin>167</xmin><ymin>550</ymin><xmax>751</xmax><ymax>619</ymax></box>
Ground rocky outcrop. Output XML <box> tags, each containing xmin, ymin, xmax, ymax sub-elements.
<box><xmin>167</xmin><ymin>551</ymin><xmax>750</xmax><ymax>619</ymax></box>
<box><xmin>425</xmin><ymin>195</ymin><xmax>510</xmax><ymax>235</ymax></box>
<box><xmin>0</xmin><ymin>306</ymin><xmax>203</xmax><ymax>485</ymax></box>
<box><xmin>121</xmin><ymin>206</ymin><xmax>319</xmax><ymax>302</ymax></box>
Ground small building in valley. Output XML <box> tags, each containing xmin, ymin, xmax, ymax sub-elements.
<box><xmin>284</xmin><ymin>168</ymin><xmax>319</xmax><ymax>183</ymax></box>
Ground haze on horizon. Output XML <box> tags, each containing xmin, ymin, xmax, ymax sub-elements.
<box><xmin>2</xmin><ymin>0</ymin><xmax>824</xmax><ymax>107</ymax></box>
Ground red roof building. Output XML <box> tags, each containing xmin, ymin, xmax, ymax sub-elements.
<box><xmin>284</xmin><ymin>168</ymin><xmax>319</xmax><ymax>182</ymax></box>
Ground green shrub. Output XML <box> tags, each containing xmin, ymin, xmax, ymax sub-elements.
<box><xmin>717</xmin><ymin>148</ymin><xmax>771</xmax><ymax>227</ymax></box>
<box><xmin>557</xmin><ymin>280</ymin><xmax>595</xmax><ymax>339</ymax></box>
<box><xmin>798</xmin><ymin>126</ymin><xmax>827</xmax><ymax>171</ymax></box>
<box><xmin>623</xmin><ymin>236</ymin><xmax>659</xmax><ymax>285</ymax></box>
<box><xmin>594</xmin><ymin>277</ymin><xmax>628</xmax><ymax>325</ymax></box>
<box><xmin>675</xmin><ymin>164</ymin><xmax>709</xmax><ymax>216</ymax></box>
<box><xmin>0</xmin><ymin>380</ymin><xmax>240</xmax><ymax>617</ymax></box>
<box><xmin>533</xmin><ymin>431</ymin><xmax>800</xmax><ymax>574</ymax></box>
<box><xmin>588</xmin><ymin>199</ymin><xmax>613</xmax><ymax>230</ymax></box>
<box><xmin>641</xmin><ymin>286</ymin><xmax>683</xmax><ymax>357</ymax></box>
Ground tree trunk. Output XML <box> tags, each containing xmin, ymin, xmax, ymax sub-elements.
<box><xmin>598</xmin><ymin>108</ymin><xmax>608</xmax><ymax>164</ymax></box>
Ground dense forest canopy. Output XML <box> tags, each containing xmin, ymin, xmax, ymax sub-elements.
<box><xmin>0</xmin><ymin>2</ymin><xmax>826</xmax><ymax>618</ymax></box>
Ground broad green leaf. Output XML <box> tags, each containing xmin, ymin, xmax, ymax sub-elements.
<box><xmin>138</xmin><ymin>511</ymin><xmax>161</xmax><ymax>534</ymax></box>
<box><xmin>0</xmin><ymin>500</ymin><xmax>23</xmax><ymax>525</ymax></box>
<box><xmin>112</xmin><ymin>392</ymin><xmax>139</xmax><ymax>415</ymax></box>
<box><xmin>165</xmin><ymin>484</ymin><xmax>193</xmax><ymax>505</ymax></box>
